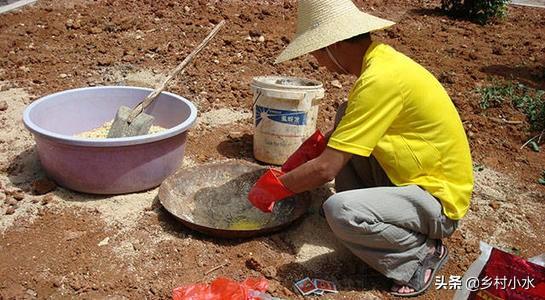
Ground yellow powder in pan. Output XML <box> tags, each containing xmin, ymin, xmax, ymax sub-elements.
<box><xmin>76</xmin><ymin>121</ymin><xmax>167</xmax><ymax>139</ymax></box>
<box><xmin>227</xmin><ymin>219</ymin><xmax>266</xmax><ymax>230</ymax></box>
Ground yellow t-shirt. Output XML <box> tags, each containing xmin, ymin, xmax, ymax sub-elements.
<box><xmin>328</xmin><ymin>42</ymin><xmax>474</xmax><ymax>220</ymax></box>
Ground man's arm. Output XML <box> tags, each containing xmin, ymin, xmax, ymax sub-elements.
<box><xmin>247</xmin><ymin>129</ymin><xmax>349</xmax><ymax>213</ymax></box>
<box><xmin>280</xmin><ymin>146</ymin><xmax>352</xmax><ymax>193</ymax></box>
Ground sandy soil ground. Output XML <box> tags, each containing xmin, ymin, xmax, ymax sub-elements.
<box><xmin>0</xmin><ymin>0</ymin><xmax>544</xmax><ymax>299</ymax></box>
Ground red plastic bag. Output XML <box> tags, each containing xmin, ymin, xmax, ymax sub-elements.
<box><xmin>172</xmin><ymin>277</ymin><xmax>269</xmax><ymax>300</ymax></box>
<box><xmin>455</xmin><ymin>242</ymin><xmax>545</xmax><ymax>300</ymax></box>
<box><xmin>468</xmin><ymin>247</ymin><xmax>545</xmax><ymax>299</ymax></box>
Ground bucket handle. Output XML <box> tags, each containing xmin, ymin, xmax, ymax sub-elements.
<box><xmin>252</xmin><ymin>90</ymin><xmax>315</xmax><ymax>112</ymax></box>
<box><xmin>252</xmin><ymin>90</ymin><xmax>263</xmax><ymax>108</ymax></box>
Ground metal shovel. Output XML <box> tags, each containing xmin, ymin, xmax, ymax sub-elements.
<box><xmin>107</xmin><ymin>20</ymin><xmax>225</xmax><ymax>138</ymax></box>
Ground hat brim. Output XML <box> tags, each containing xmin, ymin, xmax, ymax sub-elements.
<box><xmin>275</xmin><ymin>12</ymin><xmax>395</xmax><ymax>64</ymax></box>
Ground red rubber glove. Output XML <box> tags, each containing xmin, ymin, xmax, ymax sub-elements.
<box><xmin>248</xmin><ymin>169</ymin><xmax>294</xmax><ymax>213</ymax></box>
<box><xmin>281</xmin><ymin>130</ymin><xmax>327</xmax><ymax>172</ymax></box>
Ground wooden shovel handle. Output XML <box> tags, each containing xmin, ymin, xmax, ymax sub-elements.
<box><xmin>128</xmin><ymin>20</ymin><xmax>226</xmax><ymax>122</ymax></box>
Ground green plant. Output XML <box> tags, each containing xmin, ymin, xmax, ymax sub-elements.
<box><xmin>473</xmin><ymin>163</ymin><xmax>485</xmax><ymax>172</ymax></box>
<box><xmin>477</xmin><ymin>82</ymin><xmax>545</xmax><ymax>131</ymax></box>
<box><xmin>441</xmin><ymin>0</ymin><xmax>510</xmax><ymax>24</ymax></box>
<box><xmin>529</xmin><ymin>141</ymin><xmax>540</xmax><ymax>152</ymax></box>
<box><xmin>523</xmin><ymin>90</ymin><xmax>545</xmax><ymax>131</ymax></box>
<box><xmin>477</xmin><ymin>83</ymin><xmax>513</xmax><ymax>109</ymax></box>
<box><xmin>507</xmin><ymin>246</ymin><xmax>521</xmax><ymax>256</ymax></box>
<box><xmin>538</xmin><ymin>171</ymin><xmax>545</xmax><ymax>185</ymax></box>
<box><xmin>515</xmin><ymin>86</ymin><xmax>545</xmax><ymax>131</ymax></box>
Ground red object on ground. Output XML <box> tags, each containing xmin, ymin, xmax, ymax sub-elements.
<box><xmin>469</xmin><ymin>248</ymin><xmax>545</xmax><ymax>300</ymax></box>
<box><xmin>248</xmin><ymin>169</ymin><xmax>294</xmax><ymax>213</ymax></box>
<box><xmin>281</xmin><ymin>130</ymin><xmax>327</xmax><ymax>172</ymax></box>
<box><xmin>172</xmin><ymin>277</ymin><xmax>269</xmax><ymax>300</ymax></box>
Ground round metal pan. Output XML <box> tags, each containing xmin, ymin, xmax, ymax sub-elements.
<box><xmin>158</xmin><ymin>160</ymin><xmax>311</xmax><ymax>238</ymax></box>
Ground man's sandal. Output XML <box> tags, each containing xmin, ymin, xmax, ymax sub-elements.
<box><xmin>390</xmin><ymin>240</ymin><xmax>449</xmax><ymax>297</ymax></box>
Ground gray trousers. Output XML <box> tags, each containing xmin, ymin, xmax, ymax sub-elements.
<box><xmin>323</xmin><ymin>103</ymin><xmax>458</xmax><ymax>284</ymax></box>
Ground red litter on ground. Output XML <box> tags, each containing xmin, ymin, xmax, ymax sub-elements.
<box><xmin>173</xmin><ymin>277</ymin><xmax>269</xmax><ymax>300</ymax></box>
<box><xmin>454</xmin><ymin>242</ymin><xmax>545</xmax><ymax>300</ymax></box>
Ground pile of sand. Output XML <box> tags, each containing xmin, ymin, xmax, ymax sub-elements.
<box><xmin>76</xmin><ymin>121</ymin><xmax>167</xmax><ymax>139</ymax></box>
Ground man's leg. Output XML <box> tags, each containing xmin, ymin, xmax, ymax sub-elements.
<box><xmin>335</xmin><ymin>155</ymin><xmax>392</xmax><ymax>191</ymax></box>
<box><xmin>323</xmin><ymin>185</ymin><xmax>457</xmax><ymax>284</ymax></box>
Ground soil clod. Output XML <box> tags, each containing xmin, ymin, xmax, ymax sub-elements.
<box><xmin>41</xmin><ymin>195</ymin><xmax>54</xmax><ymax>205</ymax></box>
<box><xmin>9</xmin><ymin>190</ymin><xmax>25</xmax><ymax>201</ymax></box>
<box><xmin>489</xmin><ymin>200</ymin><xmax>501</xmax><ymax>210</ymax></box>
<box><xmin>6</xmin><ymin>197</ymin><xmax>18</xmax><ymax>206</ymax></box>
<box><xmin>32</xmin><ymin>179</ymin><xmax>57</xmax><ymax>195</ymax></box>
<box><xmin>245</xmin><ymin>257</ymin><xmax>263</xmax><ymax>271</ymax></box>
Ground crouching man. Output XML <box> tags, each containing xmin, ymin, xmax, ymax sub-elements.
<box><xmin>248</xmin><ymin>0</ymin><xmax>474</xmax><ymax>297</ymax></box>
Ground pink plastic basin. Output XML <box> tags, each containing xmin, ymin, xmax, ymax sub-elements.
<box><xmin>23</xmin><ymin>86</ymin><xmax>197</xmax><ymax>194</ymax></box>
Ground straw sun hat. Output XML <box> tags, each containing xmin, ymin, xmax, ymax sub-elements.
<box><xmin>275</xmin><ymin>0</ymin><xmax>395</xmax><ymax>64</ymax></box>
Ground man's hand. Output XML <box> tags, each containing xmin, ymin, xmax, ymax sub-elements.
<box><xmin>280</xmin><ymin>147</ymin><xmax>353</xmax><ymax>194</ymax></box>
<box><xmin>248</xmin><ymin>169</ymin><xmax>294</xmax><ymax>213</ymax></box>
<box><xmin>282</xmin><ymin>130</ymin><xmax>327</xmax><ymax>172</ymax></box>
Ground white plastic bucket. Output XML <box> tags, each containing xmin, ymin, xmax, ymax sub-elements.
<box><xmin>251</xmin><ymin>76</ymin><xmax>325</xmax><ymax>165</ymax></box>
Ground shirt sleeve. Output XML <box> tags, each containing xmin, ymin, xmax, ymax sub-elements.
<box><xmin>328</xmin><ymin>71</ymin><xmax>403</xmax><ymax>157</ymax></box>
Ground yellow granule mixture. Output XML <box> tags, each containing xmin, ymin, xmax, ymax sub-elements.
<box><xmin>76</xmin><ymin>121</ymin><xmax>167</xmax><ymax>139</ymax></box>
<box><xmin>227</xmin><ymin>218</ymin><xmax>267</xmax><ymax>230</ymax></box>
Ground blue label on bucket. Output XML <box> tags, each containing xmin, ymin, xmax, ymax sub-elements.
<box><xmin>255</xmin><ymin>105</ymin><xmax>307</xmax><ymax>126</ymax></box>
